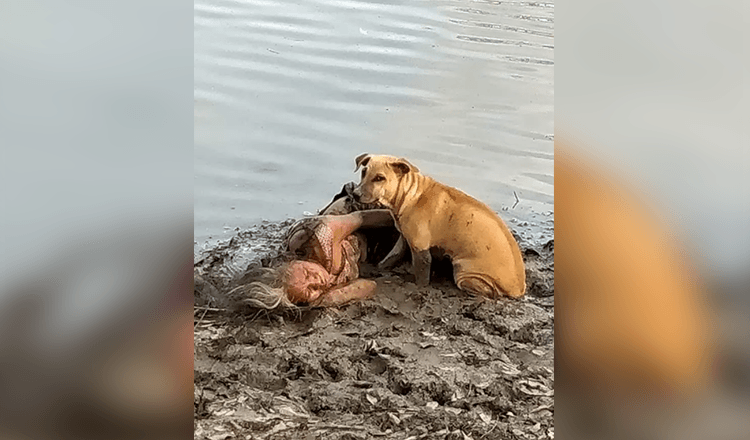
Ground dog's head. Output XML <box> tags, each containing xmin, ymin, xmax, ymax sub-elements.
<box><xmin>352</xmin><ymin>153</ymin><xmax>420</xmax><ymax>207</ymax></box>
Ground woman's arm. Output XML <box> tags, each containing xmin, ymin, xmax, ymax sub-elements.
<box><xmin>310</xmin><ymin>279</ymin><xmax>377</xmax><ymax>307</ymax></box>
<box><xmin>328</xmin><ymin>209</ymin><xmax>395</xmax><ymax>244</ymax></box>
<box><xmin>287</xmin><ymin>209</ymin><xmax>396</xmax><ymax>274</ymax></box>
<box><xmin>354</xmin><ymin>209</ymin><xmax>396</xmax><ymax>229</ymax></box>
<box><xmin>316</xmin><ymin>210</ymin><xmax>396</xmax><ymax>273</ymax></box>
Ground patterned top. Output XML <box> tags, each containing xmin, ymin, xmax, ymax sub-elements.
<box><xmin>287</xmin><ymin>219</ymin><xmax>361</xmax><ymax>288</ymax></box>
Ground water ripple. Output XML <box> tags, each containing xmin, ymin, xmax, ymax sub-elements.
<box><xmin>195</xmin><ymin>0</ymin><xmax>554</xmax><ymax>247</ymax></box>
<box><xmin>447</xmin><ymin>18</ymin><xmax>553</xmax><ymax>38</ymax></box>
<box><xmin>456</xmin><ymin>34</ymin><xmax>552</xmax><ymax>49</ymax></box>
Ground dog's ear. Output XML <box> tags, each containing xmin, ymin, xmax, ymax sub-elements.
<box><xmin>354</xmin><ymin>153</ymin><xmax>371</xmax><ymax>172</ymax></box>
<box><xmin>390</xmin><ymin>158</ymin><xmax>419</xmax><ymax>175</ymax></box>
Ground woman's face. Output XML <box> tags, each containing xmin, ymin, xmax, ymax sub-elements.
<box><xmin>284</xmin><ymin>260</ymin><xmax>330</xmax><ymax>303</ymax></box>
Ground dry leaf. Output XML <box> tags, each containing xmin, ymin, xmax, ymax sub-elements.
<box><xmin>478</xmin><ymin>410</ymin><xmax>492</xmax><ymax>424</ymax></box>
<box><xmin>517</xmin><ymin>379</ymin><xmax>553</xmax><ymax>397</ymax></box>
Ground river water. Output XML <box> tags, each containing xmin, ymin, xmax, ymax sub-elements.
<box><xmin>195</xmin><ymin>0</ymin><xmax>554</xmax><ymax>251</ymax></box>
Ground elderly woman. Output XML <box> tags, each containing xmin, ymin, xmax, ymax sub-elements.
<box><xmin>282</xmin><ymin>208</ymin><xmax>395</xmax><ymax>307</ymax></box>
<box><xmin>229</xmin><ymin>184</ymin><xmax>399</xmax><ymax>310</ymax></box>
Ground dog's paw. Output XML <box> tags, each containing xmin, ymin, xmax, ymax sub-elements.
<box><xmin>414</xmin><ymin>274</ymin><xmax>430</xmax><ymax>287</ymax></box>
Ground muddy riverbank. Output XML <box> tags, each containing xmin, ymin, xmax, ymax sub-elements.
<box><xmin>194</xmin><ymin>217</ymin><xmax>553</xmax><ymax>440</ymax></box>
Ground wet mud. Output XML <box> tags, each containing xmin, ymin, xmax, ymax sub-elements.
<box><xmin>194</xmin><ymin>218</ymin><xmax>554</xmax><ymax>440</ymax></box>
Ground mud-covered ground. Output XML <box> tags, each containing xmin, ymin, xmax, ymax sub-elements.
<box><xmin>194</xmin><ymin>217</ymin><xmax>554</xmax><ymax>440</ymax></box>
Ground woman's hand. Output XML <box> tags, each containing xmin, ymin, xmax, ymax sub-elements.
<box><xmin>311</xmin><ymin>279</ymin><xmax>377</xmax><ymax>307</ymax></box>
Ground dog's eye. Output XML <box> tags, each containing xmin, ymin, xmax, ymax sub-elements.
<box><xmin>373</xmin><ymin>175</ymin><xmax>385</xmax><ymax>182</ymax></box>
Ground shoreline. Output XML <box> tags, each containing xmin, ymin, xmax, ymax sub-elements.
<box><xmin>194</xmin><ymin>211</ymin><xmax>554</xmax><ymax>264</ymax></box>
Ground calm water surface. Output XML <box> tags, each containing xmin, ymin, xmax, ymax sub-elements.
<box><xmin>195</xmin><ymin>0</ymin><xmax>554</xmax><ymax>251</ymax></box>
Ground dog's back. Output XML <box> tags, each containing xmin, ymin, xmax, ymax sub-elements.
<box><xmin>409</xmin><ymin>176</ymin><xmax>526</xmax><ymax>297</ymax></box>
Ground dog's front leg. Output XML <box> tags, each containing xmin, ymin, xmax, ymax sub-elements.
<box><xmin>401</xmin><ymin>225</ymin><xmax>432</xmax><ymax>286</ymax></box>
<box><xmin>378</xmin><ymin>235</ymin><xmax>407</xmax><ymax>270</ymax></box>
<box><xmin>411</xmin><ymin>247</ymin><xmax>432</xmax><ymax>286</ymax></box>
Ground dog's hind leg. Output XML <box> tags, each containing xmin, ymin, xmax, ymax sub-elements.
<box><xmin>454</xmin><ymin>270</ymin><xmax>512</xmax><ymax>299</ymax></box>
<box><xmin>455</xmin><ymin>275</ymin><xmax>496</xmax><ymax>298</ymax></box>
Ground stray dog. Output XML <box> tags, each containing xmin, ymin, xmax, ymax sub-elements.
<box><xmin>353</xmin><ymin>154</ymin><xmax>526</xmax><ymax>298</ymax></box>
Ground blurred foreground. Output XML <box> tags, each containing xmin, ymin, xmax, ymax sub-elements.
<box><xmin>0</xmin><ymin>1</ymin><xmax>193</xmax><ymax>439</ymax></box>
<box><xmin>0</xmin><ymin>218</ymin><xmax>194</xmax><ymax>440</ymax></box>
<box><xmin>555</xmin><ymin>140</ymin><xmax>750</xmax><ymax>440</ymax></box>
<box><xmin>555</xmin><ymin>0</ymin><xmax>748</xmax><ymax>438</ymax></box>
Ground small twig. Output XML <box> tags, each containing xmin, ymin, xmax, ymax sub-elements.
<box><xmin>530</xmin><ymin>404</ymin><xmax>553</xmax><ymax>413</ymax></box>
<box><xmin>194</xmin><ymin>306</ymin><xmax>224</xmax><ymax>313</ymax></box>
<box><xmin>195</xmin><ymin>301</ymin><xmax>212</xmax><ymax>327</ymax></box>
<box><xmin>479</xmin><ymin>421</ymin><xmax>499</xmax><ymax>439</ymax></box>
<box><xmin>315</xmin><ymin>424</ymin><xmax>370</xmax><ymax>431</ymax></box>
<box><xmin>512</xmin><ymin>191</ymin><xmax>520</xmax><ymax>209</ymax></box>
<box><xmin>257</xmin><ymin>419</ymin><xmax>298</xmax><ymax>438</ymax></box>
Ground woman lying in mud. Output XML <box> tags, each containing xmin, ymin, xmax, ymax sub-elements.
<box><xmin>235</xmin><ymin>208</ymin><xmax>396</xmax><ymax>309</ymax></box>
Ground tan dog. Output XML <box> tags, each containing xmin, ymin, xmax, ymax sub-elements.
<box><xmin>353</xmin><ymin>154</ymin><xmax>526</xmax><ymax>298</ymax></box>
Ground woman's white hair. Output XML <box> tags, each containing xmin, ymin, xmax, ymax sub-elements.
<box><xmin>224</xmin><ymin>265</ymin><xmax>298</xmax><ymax>310</ymax></box>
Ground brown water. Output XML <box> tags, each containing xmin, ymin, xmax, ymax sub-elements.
<box><xmin>194</xmin><ymin>0</ymin><xmax>554</xmax><ymax>251</ymax></box>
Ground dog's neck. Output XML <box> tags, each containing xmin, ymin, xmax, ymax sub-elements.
<box><xmin>387</xmin><ymin>172</ymin><xmax>433</xmax><ymax>218</ymax></box>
